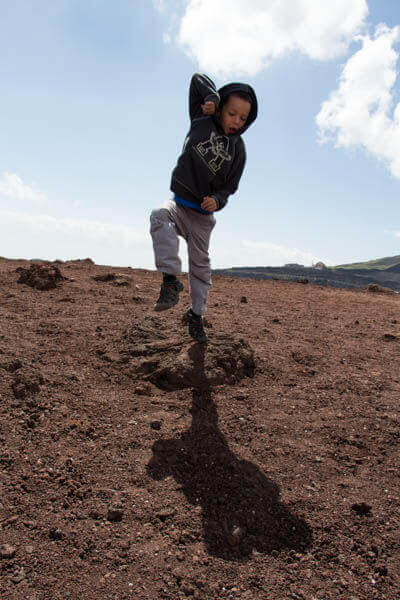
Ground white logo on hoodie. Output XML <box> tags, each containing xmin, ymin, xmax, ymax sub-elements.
<box><xmin>195</xmin><ymin>132</ymin><xmax>232</xmax><ymax>174</ymax></box>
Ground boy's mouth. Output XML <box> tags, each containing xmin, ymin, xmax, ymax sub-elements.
<box><xmin>228</xmin><ymin>127</ymin><xmax>238</xmax><ymax>134</ymax></box>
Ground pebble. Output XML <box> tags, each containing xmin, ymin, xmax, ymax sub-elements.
<box><xmin>351</xmin><ymin>502</ymin><xmax>372</xmax><ymax>516</ymax></box>
<box><xmin>156</xmin><ymin>508</ymin><xmax>175</xmax><ymax>521</ymax></box>
<box><xmin>150</xmin><ymin>420</ymin><xmax>162</xmax><ymax>430</ymax></box>
<box><xmin>0</xmin><ymin>544</ymin><xmax>16</xmax><ymax>559</ymax></box>
<box><xmin>107</xmin><ymin>506</ymin><xmax>124</xmax><ymax>522</ymax></box>
<box><xmin>3</xmin><ymin>515</ymin><xmax>18</xmax><ymax>526</ymax></box>
<box><xmin>11</xmin><ymin>567</ymin><xmax>26</xmax><ymax>583</ymax></box>
<box><xmin>228</xmin><ymin>525</ymin><xmax>245</xmax><ymax>546</ymax></box>
<box><xmin>49</xmin><ymin>528</ymin><xmax>64</xmax><ymax>540</ymax></box>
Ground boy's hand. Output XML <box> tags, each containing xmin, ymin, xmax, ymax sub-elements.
<box><xmin>201</xmin><ymin>101</ymin><xmax>216</xmax><ymax>115</ymax></box>
<box><xmin>201</xmin><ymin>196</ymin><xmax>217</xmax><ymax>212</ymax></box>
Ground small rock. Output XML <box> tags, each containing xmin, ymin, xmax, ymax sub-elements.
<box><xmin>228</xmin><ymin>525</ymin><xmax>245</xmax><ymax>546</ymax></box>
<box><xmin>383</xmin><ymin>333</ymin><xmax>397</xmax><ymax>341</ymax></box>
<box><xmin>25</xmin><ymin>545</ymin><xmax>34</xmax><ymax>554</ymax></box>
<box><xmin>134</xmin><ymin>383</ymin><xmax>152</xmax><ymax>395</ymax></box>
<box><xmin>92</xmin><ymin>273</ymin><xmax>116</xmax><ymax>282</ymax></box>
<box><xmin>23</xmin><ymin>520</ymin><xmax>37</xmax><ymax>528</ymax></box>
<box><xmin>150</xmin><ymin>420</ymin><xmax>162</xmax><ymax>430</ymax></box>
<box><xmin>11</xmin><ymin>567</ymin><xmax>26</xmax><ymax>584</ymax></box>
<box><xmin>3</xmin><ymin>515</ymin><xmax>18</xmax><ymax>526</ymax></box>
<box><xmin>89</xmin><ymin>510</ymin><xmax>102</xmax><ymax>520</ymax></box>
<box><xmin>0</xmin><ymin>544</ymin><xmax>16</xmax><ymax>559</ymax></box>
<box><xmin>107</xmin><ymin>506</ymin><xmax>124</xmax><ymax>522</ymax></box>
<box><xmin>156</xmin><ymin>508</ymin><xmax>175</xmax><ymax>521</ymax></box>
<box><xmin>49</xmin><ymin>528</ymin><xmax>64</xmax><ymax>540</ymax></box>
<box><xmin>351</xmin><ymin>502</ymin><xmax>372</xmax><ymax>516</ymax></box>
<box><xmin>102</xmin><ymin>351</ymin><xmax>121</xmax><ymax>363</ymax></box>
<box><xmin>182</xmin><ymin>583</ymin><xmax>195</xmax><ymax>596</ymax></box>
<box><xmin>240</xmin><ymin>296</ymin><xmax>248</xmax><ymax>303</ymax></box>
<box><xmin>375</xmin><ymin>564</ymin><xmax>388</xmax><ymax>576</ymax></box>
<box><xmin>112</xmin><ymin>277</ymin><xmax>130</xmax><ymax>287</ymax></box>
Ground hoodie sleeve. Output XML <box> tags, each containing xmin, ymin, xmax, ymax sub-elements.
<box><xmin>189</xmin><ymin>73</ymin><xmax>220</xmax><ymax>121</ymax></box>
<box><xmin>211</xmin><ymin>142</ymin><xmax>247</xmax><ymax>211</ymax></box>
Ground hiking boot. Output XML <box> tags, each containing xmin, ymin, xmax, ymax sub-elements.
<box><xmin>182</xmin><ymin>308</ymin><xmax>208</xmax><ymax>343</ymax></box>
<box><xmin>154</xmin><ymin>278</ymin><xmax>184</xmax><ymax>311</ymax></box>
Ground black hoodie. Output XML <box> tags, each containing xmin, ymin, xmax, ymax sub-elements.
<box><xmin>170</xmin><ymin>73</ymin><xmax>258</xmax><ymax>212</ymax></box>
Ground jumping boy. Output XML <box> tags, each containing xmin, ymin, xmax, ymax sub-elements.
<box><xmin>150</xmin><ymin>73</ymin><xmax>258</xmax><ymax>342</ymax></box>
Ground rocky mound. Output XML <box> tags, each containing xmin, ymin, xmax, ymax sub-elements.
<box><xmin>99</xmin><ymin>314</ymin><xmax>255</xmax><ymax>390</ymax></box>
<box><xmin>16</xmin><ymin>263</ymin><xmax>66</xmax><ymax>290</ymax></box>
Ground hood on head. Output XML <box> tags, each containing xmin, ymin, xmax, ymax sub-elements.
<box><xmin>216</xmin><ymin>82</ymin><xmax>258</xmax><ymax>134</ymax></box>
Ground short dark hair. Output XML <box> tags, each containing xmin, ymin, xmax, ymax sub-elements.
<box><xmin>222</xmin><ymin>91</ymin><xmax>252</xmax><ymax>107</ymax></box>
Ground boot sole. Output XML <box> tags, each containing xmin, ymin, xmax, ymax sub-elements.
<box><xmin>154</xmin><ymin>300</ymin><xmax>179</xmax><ymax>312</ymax></box>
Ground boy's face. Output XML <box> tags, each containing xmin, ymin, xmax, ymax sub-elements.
<box><xmin>219</xmin><ymin>96</ymin><xmax>251</xmax><ymax>135</ymax></box>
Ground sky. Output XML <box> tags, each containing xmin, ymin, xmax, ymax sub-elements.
<box><xmin>1</xmin><ymin>0</ymin><xmax>400</xmax><ymax>269</ymax></box>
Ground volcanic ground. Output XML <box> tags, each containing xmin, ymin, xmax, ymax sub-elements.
<box><xmin>0</xmin><ymin>257</ymin><xmax>399</xmax><ymax>600</ymax></box>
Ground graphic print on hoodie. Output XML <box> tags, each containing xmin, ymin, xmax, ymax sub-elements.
<box><xmin>170</xmin><ymin>73</ymin><xmax>258</xmax><ymax>212</ymax></box>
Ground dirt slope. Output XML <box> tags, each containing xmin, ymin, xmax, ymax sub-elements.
<box><xmin>0</xmin><ymin>258</ymin><xmax>399</xmax><ymax>600</ymax></box>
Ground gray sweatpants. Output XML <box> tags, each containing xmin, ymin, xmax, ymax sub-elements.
<box><xmin>150</xmin><ymin>199</ymin><xmax>216</xmax><ymax>315</ymax></box>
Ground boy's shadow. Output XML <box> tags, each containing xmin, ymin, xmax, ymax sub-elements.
<box><xmin>147</xmin><ymin>344</ymin><xmax>313</xmax><ymax>559</ymax></box>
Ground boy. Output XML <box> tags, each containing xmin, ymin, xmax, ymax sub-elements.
<box><xmin>150</xmin><ymin>73</ymin><xmax>258</xmax><ymax>342</ymax></box>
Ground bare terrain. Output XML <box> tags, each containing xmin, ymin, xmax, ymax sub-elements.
<box><xmin>0</xmin><ymin>257</ymin><xmax>399</xmax><ymax>600</ymax></box>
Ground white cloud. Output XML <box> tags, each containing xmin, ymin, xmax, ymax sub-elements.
<box><xmin>316</xmin><ymin>24</ymin><xmax>400</xmax><ymax>179</ymax></box>
<box><xmin>153</xmin><ymin>0</ymin><xmax>166</xmax><ymax>13</ymax></box>
<box><xmin>241</xmin><ymin>240</ymin><xmax>322</xmax><ymax>266</ymax></box>
<box><xmin>211</xmin><ymin>239</ymin><xmax>325</xmax><ymax>268</ymax></box>
<box><xmin>0</xmin><ymin>172</ymin><xmax>47</xmax><ymax>204</ymax></box>
<box><xmin>165</xmin><ymin>0</ymin><xmax>369</xmax><ymax>77</ymax></box>
<box><xmin>0</xmin><ymin>209</ymin><xmax>148</xmax><ymax>246</ymax></box>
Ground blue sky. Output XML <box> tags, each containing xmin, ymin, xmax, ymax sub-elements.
<box><xmin>1</xmin><ymin>0</ymin><xmax>399</xmax><ymax>268</ymax></box>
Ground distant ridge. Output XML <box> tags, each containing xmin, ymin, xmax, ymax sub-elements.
<box><xmin>334</xmin><ymin>255</ymin><xmax>400</xmax><ymax>270</ymax></box>
<box><xmin>213</xmin><ymin>254</ymin><xmax>400</xmax><ymax>292</ymax></box>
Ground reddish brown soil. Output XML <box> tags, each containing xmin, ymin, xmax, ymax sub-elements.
<box><xmin>0</xmin><ymin>257</ymin><xmax>399</xmax><ymax>600</ymax></box>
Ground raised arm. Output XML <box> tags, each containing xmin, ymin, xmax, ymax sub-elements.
<box><xmin>189</xmin><ymin>73</ymin><xmax>220</xmax><ymax>121</ymax></box>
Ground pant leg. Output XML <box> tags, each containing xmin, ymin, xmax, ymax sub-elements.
<box><xmin>150</xmin><ymin>200</ymin><xmax>186</xmax><ymax>275</ymax></box>
<box><xmin>186</xmin><ymin>211</ymin><xmax>216</xmax><ymax>316</ymax></box>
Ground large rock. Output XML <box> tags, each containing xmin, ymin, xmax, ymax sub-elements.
<box><xmin>105</xmin><ymin>315</ymin><xmax>256</xmax><ymax>391</ymax></box>
<box><xmin>16</xmin><ymin>264</ymin><xmax>66</xmax><ymax>290</ymax></box>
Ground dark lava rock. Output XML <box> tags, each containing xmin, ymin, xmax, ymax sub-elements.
<box><xmin>383</xmin><ymin>333</ymin><xmax>397</xmax><ymax>341</ymax></box>
<box><xmin>0</xmin><ymin>544</ymin><xmax>16</xmax><ymax>559</ymax></box>
<box><xmin>17</xmin><ymin>264</ymin><xmax>66</xmax><ymax>290</ymax></box>
<box><xmin>49</xmin><ymin>528</ymin><xmax>64</xmax><ymax>540</ymax></box>
<box><xmin>156</xmin><ymin>508</ymin><xmax>175</xmax><ymax>521</ymax></box>
<box><xmin>375</xmin><ymin>564</ymin><xmax>388</xmax><ymax>576</ymax></box>
<box><xmin>92</xmin><ymin>273</ymin><xmax>117</xmax><ymax>282</ymax></box>
<box><xmin>107</xmin><ymin>506</ymin><xmax>124</xmax><ymax>522</ymax></box>
<box><xmin>366</xmin><ymin>283</ymin><xmax>394</xmax><ymax>294</ymax></box>
<box><xmin>351</xmin><ymin>502</ymin><xmax>372</xmax><ymax>516</ymax></box>
<box><xmin>240</xmin><ymin>296</ymin><xmax>248</xmax><ymax>303</ymax></box>
<box><xmin>12</xmin><ymin>367</ymin><xmax>44</xmax><ymax>399</ymax></box>
<box><xmin>150</xmin><ymin>420</ymin><xmax>162</xmax><ymax>430</ymax></box>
